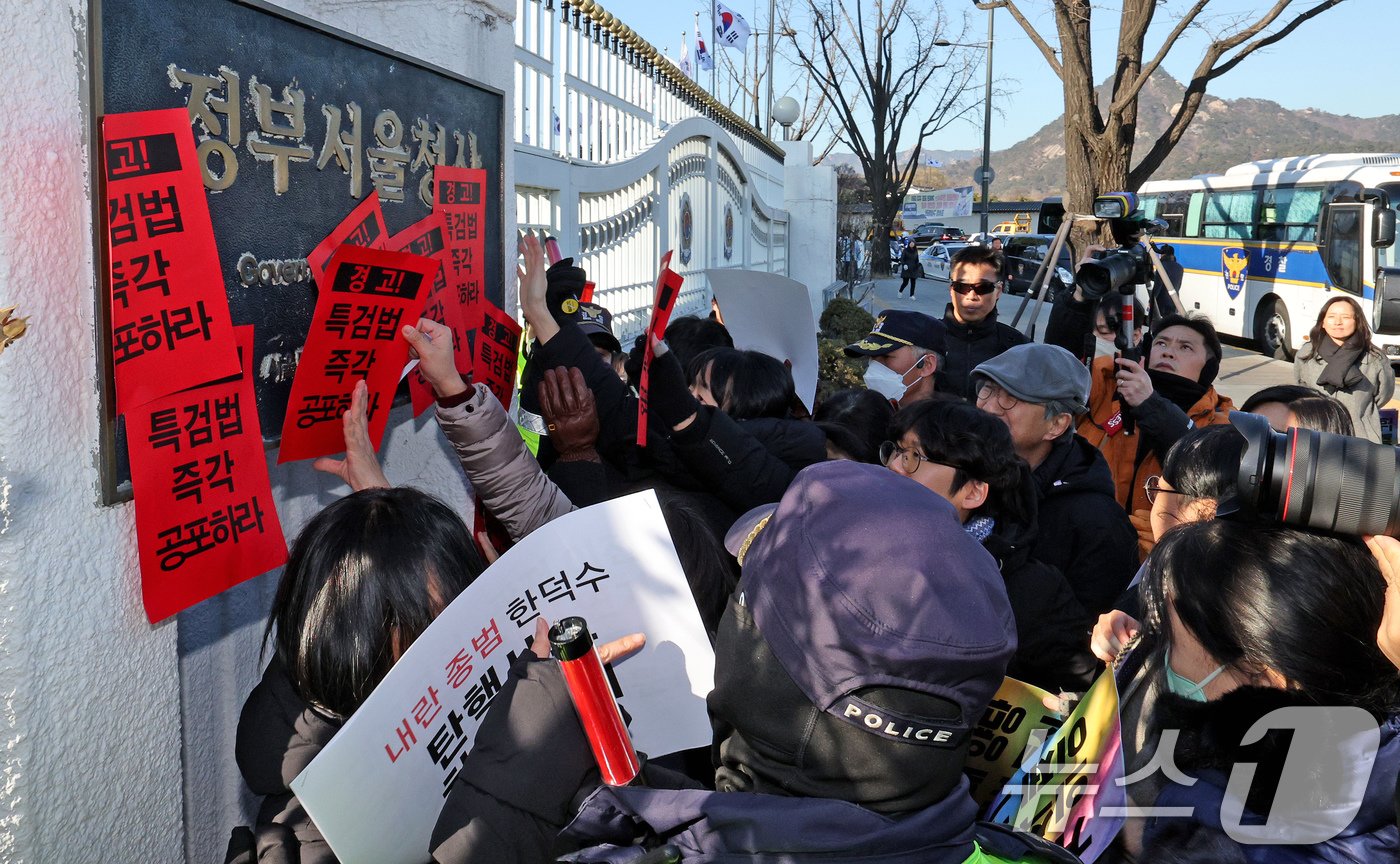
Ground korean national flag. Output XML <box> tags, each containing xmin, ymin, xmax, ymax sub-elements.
<box><xmin>715</xmin><ymin>2</ymin><xmax>751</xmax><ymax>51</ymax></box>
<box><xmin>696</xmin><ymin>22</ymin><xmax>715</xmax><ymax>71</ymax></box>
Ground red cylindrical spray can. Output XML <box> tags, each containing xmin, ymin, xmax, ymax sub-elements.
<box><xmin>549</xmin><ymin>616</ymin><xmax>641</xmax><ymax>785</ymax></box>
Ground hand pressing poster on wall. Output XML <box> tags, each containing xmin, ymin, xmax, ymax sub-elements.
<box><xmin>278</xmin><ymin>246</ymin><xmax>436</xmax><ymax>462</ymax></box>
<box><xmin>291</xmin><ymin>490</ymin><xmax>715</xmax><ymax>864</ymax></box>
<box><xmin>386</xmin><ymin>212</ymin><xmax>468</xmax><ymax>415</ymax></box>
<box><xmin>102</xmin><ymin>108</ymin><xmax>241</xmax><ymax>410</ymax></box>
<box><xmin>126</xmin><ymin>326</ymin><xmax>288</xmax><ymax>622</ymax></box>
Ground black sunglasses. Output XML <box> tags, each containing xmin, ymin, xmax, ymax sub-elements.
<box><xmin>950</xmin><ymin>279</ymin><xmax>1000</xmax><ymax>296</ymax></box>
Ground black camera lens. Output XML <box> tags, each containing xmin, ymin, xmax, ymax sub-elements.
<box><xmin>1076</xmin><ymin>249</ymin><xmax>1142</xmax><ymax>301</ymax></box>
<box><xmin>1232</xmin><ymin>411</ymin><xmax>1400</xmax><ymax>536</ymax></box>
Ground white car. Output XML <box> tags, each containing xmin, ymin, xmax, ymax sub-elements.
<box><xmin>918</xmin><ymin>242</ymin><xmax>969</xmax><ymax>282</ymax></box>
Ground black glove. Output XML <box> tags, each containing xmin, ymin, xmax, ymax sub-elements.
<box><xmin>623</xmin><ymin>333</ymin><xmax>646</xmax><ymax>388</ymax></box>
<box><xmin>545</xmin><ymin>258</ymin><xmax>588</xmax><ymax>326</ymax></box>
<box><xmin>644</xmin><ymin>348</ymin><xmax>701</xmax><ymax>430</ymax></box>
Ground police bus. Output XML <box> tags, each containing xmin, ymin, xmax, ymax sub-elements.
<box><xmin>1136</xmin><ymin>153</ymin><xmax>1400</xmax><ymax>361</ymax></box>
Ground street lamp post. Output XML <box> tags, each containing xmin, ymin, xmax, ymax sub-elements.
<box><xmin>936</xmin><ymin>4</ymin><xmax>995</xmax><ymax>235</ymax></box>
<box><xmin>979</xmin><ymin>8</ymin><xmax>994</xmax><ymax>235</ymax></box>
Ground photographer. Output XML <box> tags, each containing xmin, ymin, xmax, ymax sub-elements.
<box><xmin>1082</xmin><ymin>312</ymin><xmax>1235</xmax><ymax>517</ymax></box>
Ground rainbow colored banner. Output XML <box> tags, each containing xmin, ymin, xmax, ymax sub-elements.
<box><xmin>983</xmin><ymin>670</ymin><xmax>1126</xmax><ymax>862</ymax></box>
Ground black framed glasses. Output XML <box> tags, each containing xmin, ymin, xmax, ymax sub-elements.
<box><xmin>950</xmin><ymin>279</ymin><xmax>1000</xmax><ymax>296</ymax></box>
<box><xmin>879</xmin><ymin>441</ymin><xmax>933</xmax><ymax>474</ymax></box>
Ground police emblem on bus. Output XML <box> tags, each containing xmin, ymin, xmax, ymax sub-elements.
<box><xmin>1222</xmin><ymin>247</ymin><xmax>1249</xmax><ymax>300</ymax></box>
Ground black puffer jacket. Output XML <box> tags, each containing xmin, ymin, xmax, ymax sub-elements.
<box><xmin>1029</xmin><ymin>431</ymin><xmax>1140</xmax><ymax>617</ymax></box>
<box><xmin>939</xmin><ymin>305</ymin><xmax>1029</xmax><ymax>401</ymax></box>
<box><xmin>235</xmin><ymin>657</ymin><xmax>342</xmax><ymax>864</ymax></box>
<box><xmin>981</xmin><ymin>499</ymin><xmax>1098</xmax><ymax>694</ymax></box>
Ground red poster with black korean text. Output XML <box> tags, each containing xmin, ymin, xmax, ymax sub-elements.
<box><xmin>436</xmin><ymin>167</ymin><xmax>488</xmax><ymax>343</ymax></box>
<box><xmin>473</xmin><ymin>303</ymin><xmax>523</xmax><ymax>409</ymax></box>
<box><xmin>102</xmin><ymin>108</ymin><xmax>240</xmax><ymax>411</ymax></box>
<box><xmin>636</xmin><ymin>253</ymin><xmax>684</xmax><ymax>445</ymax></box>
<box><xmin>278</xmin><ymin>246</ymin><xmax>437</xmax><ymax>463</ymax></box>
<box><xmin>387</xmin><ymin>213</ymin><xmax>469</xmax><ymax>415</ymax></box>
<box><xmin>308</xmin><ymin>194</ymin><xmax>389</xmax><ymax>286</ymax></box>
<box><xmin>128</xmin><ymin>326</ymin><xmax>288</xmax><ymax>623</ymax></box>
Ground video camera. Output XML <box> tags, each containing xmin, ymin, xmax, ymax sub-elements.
<box><xmin>1075</xmin><ymin>192</ymin><xmax>1161</xmax><ymax>303</ymax></box>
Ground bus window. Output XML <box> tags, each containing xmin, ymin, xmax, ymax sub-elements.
<box><xmin>1185</xmin><ymin>191</ymin><xmax>1205</xmax><ymax>237</ymax></box>
<box><xmin>1203</xmin><ymin>189</ymin><xmax>1258</xmax><ymax>240</ymax></box>
<box><xmin>1259</xmin><ymin>186</ymin><xmax>1322</xmax><ymax>242</ymax></box>
<box><xmin>1146</xmin><ymin>190</ymin><xmax>1192</xmax><ymax>237</ymax></box>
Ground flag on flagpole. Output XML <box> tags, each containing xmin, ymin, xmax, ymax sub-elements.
<box><xmin>552</xmin><ymin>109</ymin><xmax>561</xmax><ymax>137</ymax></box>
<box><xmin>926</xmin><ymin>158</ymin><xmax>943</xmax><ymax>168</ymax></box>
<box><xmin>714</xmin><ymin>2</ymin><xmax>751</xmax><ymax>51</ymax></box>
<box><xmin>695</xmin><ymin>16</ymin><xmax>714</xmax><ymax>71</ymax></box>
<box><xmin>679</xmin><ymin>31</ymin><xmax>693</xmax><ymax>78</ymax></box>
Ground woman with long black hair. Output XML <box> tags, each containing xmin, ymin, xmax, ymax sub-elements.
<box><xmin>1294</xmin><ymin>295</ymin><xmax>1395</xmax><ymax>442</ymax></box>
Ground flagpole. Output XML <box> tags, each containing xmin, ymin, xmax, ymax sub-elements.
<box><xmin>710</xmin><ymin>2</ymin><xmax>718</xmax><ymax>96</ymax></box>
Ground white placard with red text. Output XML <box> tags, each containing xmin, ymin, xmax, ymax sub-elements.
<box><xmin>291</xmin><ymin>490</ymin><xmax>715</xmax><ymax>864</ymax></box>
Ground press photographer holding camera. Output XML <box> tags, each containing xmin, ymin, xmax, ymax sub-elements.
<box><xmin>1045</xmin><ymin>194</ymin><xmax>1235</xmax><ymax>519</ymax></box>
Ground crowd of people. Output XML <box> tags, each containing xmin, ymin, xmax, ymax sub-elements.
<box><xmin>228</xmin><ymin>232</ymin><xmax>1400</xmax><ymax>864</ymax></box>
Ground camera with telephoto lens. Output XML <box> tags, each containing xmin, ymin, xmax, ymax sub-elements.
<box><xmin>1074</xmin><ymin>193</ymin><xmax>1158</xmax><ymax>302</ymax></box>
<box><xmin>1231</xmin><ymin>411</ymin><xmax>1400</xmax><ymax>537</ymax></box>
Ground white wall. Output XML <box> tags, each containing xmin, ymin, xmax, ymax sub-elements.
<box><xmin>0</xmin><ymin>1</ymin><xmax>517</xmax><ymax>861</ymax></box>
<box><xmin>781</xmin><ymin>140</ymin><xmax>838</xmax><ymax>322</ymax></box>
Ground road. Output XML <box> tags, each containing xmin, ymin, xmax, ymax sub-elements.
<box><xmin>862</xmin><ymin>275</ymin><xmax>1295</xmax><ymax>407</ymax></box>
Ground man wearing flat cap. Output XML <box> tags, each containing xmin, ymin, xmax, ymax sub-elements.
<box><xmin>842</xmin><ymin>310</ymin><xmax>945</xmax><ymax>407</ymax></box>
<box><xmin>972</xmin><ymin>344</ymin><xmax>1139</xmax><ymax>617</ymax></box>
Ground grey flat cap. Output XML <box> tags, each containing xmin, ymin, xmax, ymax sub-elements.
<box><xmin>971</xmin><ymin>343</ymin><xmax>1090</xmax><ymax>410</ymax></box>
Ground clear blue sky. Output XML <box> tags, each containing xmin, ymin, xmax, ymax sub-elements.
<box><xmin>599</xmin><ymin>0</ymin><xmax>1394</xmax><ymax>156</ymax></box>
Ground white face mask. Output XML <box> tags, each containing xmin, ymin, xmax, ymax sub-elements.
<box><xmin>1094</xmin><ymin>337</ymin><xmax>1119</xmax><ymax>359</ymax></box>
<box><xmin>864</xmin><ymin>355</ymin><xmax>926</xmax><ymax>402</ymax></box>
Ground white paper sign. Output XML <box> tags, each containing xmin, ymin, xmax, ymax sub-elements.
<box><xmin>291</xmin><ymin>490</ymin><xmax>716</xmax><ymax>864</ymax></box>
<box><xmin>707</xmin><ymin>269</ymin><xmax>819</xmax><ymax>411</ymax></box>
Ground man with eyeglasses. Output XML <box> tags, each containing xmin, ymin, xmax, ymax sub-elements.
<box><xmin>972</xmin><ymin>343</ymin><xmax>1139</xmax><ymax>617</ymax></box>
<box><xmin>938</xmin><ymin>245</ymin><xmax>1029</xmax><ymax>400</ymax></box>
<box><xmin>881</xmin><ymin>399</ymin><xmax>1097</xmax><ymax>693</ymax></box>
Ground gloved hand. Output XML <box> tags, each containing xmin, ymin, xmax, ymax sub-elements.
<box><xmin>643</xmin><ymin>341</ymin><xmax>700</xmax><ymax>431</ymax></box>
<box><xmin>538</xmin><ymin>366</ymin><xmax>600</xmax><ymax>462</ymax></box>
<box><xmin>545</xmin><ymin>257</ymin><xmax>588</xmax><ymax>326</ymax></box>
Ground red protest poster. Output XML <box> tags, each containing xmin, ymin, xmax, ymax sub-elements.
<box><xmin>387</xmin><ymin>213</ymin><xmax>470</xmax><ymax>415</ymax></box>
<box><xmin>308</xmin><ymin>194</ymin><xmax>389</xmax><ymax>285</ymax></box>
<box><xmin>473</xmin><ymin>303</ymin><xmax>523</xmax><ymax>409</ymax></box>
<box><xmin>128</xmin><ymin>325</ymin><xmax>288</xmax><ymax>623</ymax></box>
<box><xmin>436</xmin><ymin>167</ymin><xmax>488</xmax><ymax>341</ymax></box>
<box><xmin>278</xmin><ymin>246</ymin><xmax>438</xmax><ymax>463</ymax></box>
<box><xmin>102</xmin><ymin>108</ymin><xmax>240</xmax><ymax>411</ymax></box>
<box><xmin>636</xmin><ymin>253</ymin><xmax>684</xmax><ymax>445</ymax></box>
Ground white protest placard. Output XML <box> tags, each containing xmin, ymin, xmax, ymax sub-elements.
<box><xmin>291</xmin><ymin>490</ymin><xmax>715</xmax><ymax>864</ymax></box>
<box><xmin>706</xmin><ymin>269</ymin><xmax>819</xmax><ymax>411</ymax></box>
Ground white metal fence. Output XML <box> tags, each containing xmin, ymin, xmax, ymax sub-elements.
<box><xmin>513</xmin><ymin>0</ymin><xmax>790</xmax><ymax>340</ymax></box>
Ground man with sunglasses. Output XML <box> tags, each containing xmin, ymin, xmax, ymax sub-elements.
<box><xmin>939</xmin><ymin>245</ymin><xmax>1029</xmax><ymax>400</ymax></box>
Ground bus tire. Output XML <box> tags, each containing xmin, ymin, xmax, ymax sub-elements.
<box><xmin>1256</xmin><ymin>297</ymin><xmax>1295</xmax><ymax>361</ymax></box>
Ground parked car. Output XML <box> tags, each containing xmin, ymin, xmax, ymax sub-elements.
<box><xmin>966</xmin><ymin>232</ymin><xmax>1010</xmax><ymax>247</ymax></box>
<box><xmin>938</xmin><ymin>226</ymin><xmax>968</xmax><ymax>242</ymax></box>
<box><xmin>910</xmin><ymin>223</ymin><xmax>945</xmax><ymax>250</ymax></box>
<box><xmin>1002</xmin><ymin>233</ymin><xmax>1076</xmax><ymax>298</ymax></box>
<box><xmin>918</xmin><ymin>241</ymin><xmax>970</xmax><ymax>283</ymax></box>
